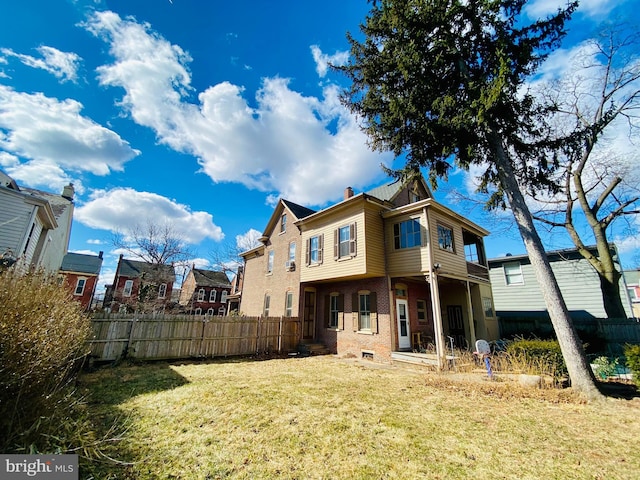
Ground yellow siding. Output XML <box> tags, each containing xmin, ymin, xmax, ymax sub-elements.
<box><xmin>428</xmin><ymin>210</ymin><xmax>468</xmax><ymax>278</ymax></box>
<box><xmin>300</xmin><ymin>201</ymin><xmax>385</xmax><ymax>282</ymax></box>
<box><xmin>385</xmin><ymin>210</ymin><xmax>431</xmax><ymax>276</ymax></box>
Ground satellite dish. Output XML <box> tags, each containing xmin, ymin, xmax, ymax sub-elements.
<box><xmin>475</xmin><ymin>339</ymin><xmax>491</xmax><ymax>355</ymax></box>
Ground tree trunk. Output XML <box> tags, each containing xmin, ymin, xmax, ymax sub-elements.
<box><xmin>489</xmin><ymin>132</ymin><xmax>603</xmax><ymax>401</ymax></box>
<box><xmin>600</xmin><ymin>273</ymin><xmax>628</xmax><ymax>319</ymax></box>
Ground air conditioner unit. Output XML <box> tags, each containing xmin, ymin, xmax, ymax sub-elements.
<box><xmin>285</xmin><ymin>261</ymin><xmax>295</xmax><ymax>271</ymax></box>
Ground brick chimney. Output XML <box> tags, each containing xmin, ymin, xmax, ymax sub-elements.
<box><xmin>344</xmin><ymin>186</ymin><xmax>354</xmax><ymax>200</ymax></box>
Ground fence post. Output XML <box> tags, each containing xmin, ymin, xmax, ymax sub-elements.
<box><xmin>278</xmin><ymin>316</ymin><xmax>283</xmax><ymax>354</ymax></box>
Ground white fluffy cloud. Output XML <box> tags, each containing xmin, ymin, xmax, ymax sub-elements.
<box><xmin>74</xmin><ymin>187</ymin><xmax>224</xmax><ymax>245</ymax></box>
<box><xmin>524</xmin><ymin>0</ymin><xmax>625</xmax><ymax>18</ymax></box>
<box><xmin>1</xmin><ymin>46</ymin><xmax>82</xmax><ymax>82</ymax></box>
<box><xmin>310</xmin><ymin>45</ymin><xmax>349</xmax><ymax>78</ymax></box>
<box><xmin>0</xmin><ymin>85</ymin><xmax>140</xmax><ymax>191</ymax></box>
<box><xmin>83</xmin><ymin>11</ymin><xmax>390</xmax><ymax>206</ymax></box>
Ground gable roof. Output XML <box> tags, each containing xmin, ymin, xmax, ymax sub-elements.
<box><xmin>260</xmin><ymin>198</ymin><xmax>317</xmax><ymax>240</ymax></box>
<box><xmin>118</xmin><ymin>258</ymin><xmax>176</xmax><ymax>281</ymax></box>
<box><xmin>281</xmin><ymin>199</ymin><xmax>316</xmax><ymax>220</ymax></box>
<box><xmin>191</xmin><ymin>268</ymin><xmax>231</xmax><ymax>287</ymax></box>
<box><xmin>366</xmin><ymin>173</ymin><xmax>432</xmax><ymax>203</ymax></box>
<box><xmin>60</xmin><ymin>252</ymin><xmax>103</xmax><ymax>275</ymax></box>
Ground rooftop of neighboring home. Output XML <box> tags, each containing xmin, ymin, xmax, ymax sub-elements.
<box><xmin>60</xmin><ymin>252</ymin><xmax>103</xmax><ymax>275</ymax></box>
<box><xmin>117</xmin><ymin>257</ymin><xmax>176</xmax><ymax>281</ymax></box>
<box><xmin>191</xmin><ymin>268</ymin><xmax>231</xmax><ymax>287</ymax></box>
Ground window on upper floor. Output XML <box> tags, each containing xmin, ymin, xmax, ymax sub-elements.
<box><xmin>158</xmin><ymin>283</ymin><xmax>167</xmax><ymax>299</ymax></box>
<box><xmin>306</xmin><ymin>234</ymin><xmax>324</xmax><ymax>265</ymax></box>
<box><xmin>410</xmin><ymin>191</ymin><xmax>420</xmax><ymax>203</ymax></box>
<box><xmin>280</xmin><ymin>213</ymin><xmax>287</xmax><ymax>233</ymax></box>
<box><xmin>210</xmin><ymin>289</ymin><xmax>217</xmax><ymax>302</ymax></box>
<box><xmin>197</xmin><ymin>288</ymin><xmax>206</xmax><ymax>302</ymax></box>
<box><xmin>394</xmin><ymin>218</ymin><xmax>421</xmax><ymax>249</ymax></box>
<box><xmin>221</xmin><ymin>290</ymin><xmax>227</xmax><ymax>303</ymax></box>
<box><xmin>74</xmin><ymin>278</ymin><xmax>86</xmax><ymax>295</ymax></box>
<box><xmin>437</xmin><ymin>224</ymin><xmax>454</xmax><ymax>253</ymax></box>
<box><xmin>267</xmin><ymin>250</ymin><xmax>274</xmax><ymax>274</ymax></box>
<box><xmin>334</xmin><ymin>223</ymin><xmax>356</xmax><ymax>260</ymax></box>
<box><xmin>503</xmin><ymin>262</ymin><xmax>524</xmax><ymax>285</ymax></box>
<box><xmin>123</xmin><ymin>279</ymin><xmax>134</xmax><ymax>297</ymax></box>
<box><xmin>289</xmin><ymin>241</ymin><xmax>296</xmax><ymax>263</ymax></box>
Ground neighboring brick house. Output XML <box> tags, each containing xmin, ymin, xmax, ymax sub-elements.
<box><xmin>240</xmin><ymin>174</ymin><xmax>496</xmax><ymax>363</ymax></box>
<box><xmin>0</xmin><ymin>170</ymin><xmax>75</xmax><ymax>274</ymax></box>
<box><xmin>104</xmin><ymin>255</ymin><xmax>176</xmax><ymax>313</ymax></box>
<box><xmin>179</xmin><ymin>267</ymin><xmax>231</xmax><ymax>315</ymax></box>
<box><xmin>226</xmin><ymin>265</ymin><xmax>244</xmax><ymax>314</ymax></box>
<box><xmin>59</xmin><ymin>251</ymin><xmax>104</xmax><ymax>311</ymax></box>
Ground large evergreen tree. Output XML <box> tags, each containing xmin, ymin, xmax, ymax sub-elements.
<box><xmin>338</xmin><ymin>0</ymin><xmax>603</xmax><ymax>400</ymax></box>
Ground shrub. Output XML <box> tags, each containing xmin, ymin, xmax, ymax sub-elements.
<box><xmin>624</xmin><ymin>344</ymin><xmax>640</xmax><ymax>389</ymax></box>
<box><xmin>503</xmin><ymin>337</ymin><xmax>567</xmax><ymax>378</ymax></box>
<box><xmin>0</xmin><ymin>268</ymin><xmax>92</xmax><ymax>452</ymax></box>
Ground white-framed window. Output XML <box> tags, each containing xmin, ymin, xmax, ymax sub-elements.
<box><xmin>289</xmin><ymin>241</ymin><xmax>296</xmax><ymax>263</ymax></box>
<box><xmin>417</xmin><ymin>299</ymin><xmax>428</xmax><ymax>324</ymax></box>
<box><xmin>197</xmin><ymin>288</ymin><xmax>205</xmax><ymax>301</ymax></box>
<box><xmin>482</xmin><ymin>297</ymin><xmax>494</xmax><ymax>317</ymax></box>
<box><xmin>158</xmin><ymin>283</ymin><xmax>167</xmax><ymax>299</ymax></box>
<box><xmin>123</xmin><ymin>279</ymin><xmax>134</xmax><ymax>297</ymax></box>
<box><xmin>267</xmin><ymin>250</ymin><xmax>274</xmax><ymax>274</ymax></box>
<box><xmin>334</xmin><ymin>223</ymin><xmax>356</xmax><ymax>259</ymax></box>
<box><xmin>437</xmin><ymin>224</ymin><xmax>454</xmax><ymax>253</ymax></box>
<box><xmin>307</xmin><ymin>234</ymin><xmax>324</xmax><ymax>265</ymax></box>
<box><xmin>394</xmin><ymin>218</ymin><xmax>421</xmax><ymax>249</ymax></box>
<box><xmin>465</xmin><ymin>243</ymin><xmax>479</xmax><ymax>263</ymax></box>
<box><xmin>504</xmin><ymin>262</ymin><xmax>524</xmax><ymax>285</ymax></box>
<box><xmin>210</xmin><ymin>289</ymin><xmax>217</xmax><ymax>302</ymax></box>
<box><xmin>195</xmin><ymin>307</ymin><xmax>202</xmax><ymax>315</ymax></box>
<box><xmin>218</xmin><ymin>306</ymin><xmax>226</xmax><ymax>316</ymax></box>
<box><xmin>280</xmin><ymin>213</ymin><xmax>287</xmax><ymax>233</ymax></box>
<box><xmin>410</xmin><ymin>191</ymin><xmax>421</xmax><ymax>203</ymax></box>
<box><xmin>207</xmin><ymin>308</ymin><xmax>214</xmax><ymax>316</ymax></box>
<box><xmin>221</xmin><ymin>290</ymin><xmax>228</xmax><ymax>303</ymax></box>
<box><xmin>329</xmin><ymin>293</ymin><xmax>339</xmax><ymax>328</ymax></box>
<box><xmin>285</xmin><ymin>291</ymin><xmax>294</xmax><ymax>317</ymax></box>
<box><xmin>74</xmin><ymin>278</ymin><xmax>86</xmax><ymax>295</ymax></box>
<box><xmin>358</xmin><ymin>292</ymin><xmax>371</xmax><ymax>331</ymax></box>
<box><xmin>263</xmin><ymin>294</ymin><xmax>271</xmax><ymax>316</ymax></box>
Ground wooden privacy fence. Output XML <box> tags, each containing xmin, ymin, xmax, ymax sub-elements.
<box><xmin>89</xmin><ymin>313</ymin><xmax>301</xmax><ymax>362</ymax></box>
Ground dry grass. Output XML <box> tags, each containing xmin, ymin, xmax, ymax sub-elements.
<box><xmin>80</xmin><ymin>355</ymin><xmax>640</xmax><ymax>479</ymax></box>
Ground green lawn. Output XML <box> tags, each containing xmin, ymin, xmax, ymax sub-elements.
<box><xmin>80</xmin><ymin>356</ymin><xmax>640</xmax><ymax>479</ymax></box>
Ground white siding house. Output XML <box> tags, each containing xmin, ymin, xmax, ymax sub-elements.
<box><xmin>0</xmin><ymin>170</ymin><xmax>74</xmax><ymax>274</ymax></box>
<box><xmin>488</xmin><ymin>246</ymin><xmax>633</xmax><ymax>321</ymax></box>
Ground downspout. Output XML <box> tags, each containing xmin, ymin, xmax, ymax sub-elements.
<box><xmin>423</xmin><ymin>206</ymin><xmax>446</xmax><ymax>370</ymax></box>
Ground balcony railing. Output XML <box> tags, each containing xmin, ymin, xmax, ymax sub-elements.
<box><xmin>466</xmin><ymin>262</ymin><xmax>490</xmax><ymax>281</ymax></box>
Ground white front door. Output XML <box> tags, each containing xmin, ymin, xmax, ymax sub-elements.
<box><xmin>396</xmin><ymin>299</ymin><xmax>411</xmax><ymax>350</ymax></box>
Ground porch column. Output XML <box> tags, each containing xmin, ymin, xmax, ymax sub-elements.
<box><xmin>428</xmin><ymin>272</ymin><xmax>446</xmax><ymax>369</ymax></box>
<box><xmin>465</xmin><ymin>281</ymin><xmax>477</xmax><ymax>349</ymax></box>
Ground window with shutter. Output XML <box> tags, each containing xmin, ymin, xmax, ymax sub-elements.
<box><xmin>335</xmin><ymin>223</ymin><xmax>356</xmax><ymax>260</ymax></box>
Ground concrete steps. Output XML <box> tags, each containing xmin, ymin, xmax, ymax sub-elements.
<box><xmin>297</xmin><ymin>342</ymin><xmax>331</xmax><ymax>356</ymax></box>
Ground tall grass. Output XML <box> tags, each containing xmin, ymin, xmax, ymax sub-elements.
<box><xmin>0</xmin><ymin>267</ymin><xmax>93</xmax><ymax>452</ymax></box>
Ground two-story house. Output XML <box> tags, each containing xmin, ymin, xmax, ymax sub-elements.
<box><xmin>104</xmin><ymin>254</ymin><xmax>176</xmax><ymax>313</ymax></box>
<box><xmin>240</xmin><ymin>174</ymin><xmax>496</xmax><ymax>363</ymax></box>
<box><xmin>179</xmin><ymin>267</ymin><xmax>231</xmax><ymax>315</ymax></box>
<box><xmin>59</xmin><ymin>251</ymin><xmax>104</xmax><ymax>311</ymax></box>
<box><xmin>0</xmin><ymin>170</ymin><xmax>74</xmax><ymax>274</ymax></box>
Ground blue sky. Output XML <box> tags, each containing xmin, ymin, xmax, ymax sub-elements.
<box><xmin>1</xmin><ymin>0</ymin><xmax>638</xmax><ymax>291</ymax></box>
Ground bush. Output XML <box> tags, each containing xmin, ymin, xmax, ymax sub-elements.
<box><xmin>0</xmin><ymin>268</ymin><xmax>92</xmax><ymax>452</ymax></box>
<box><xmin>503</xmin><ymin>337</ymin><xmax>567</xmax><ymax>378</ymax></box>
<box><xmin>624</xmin><ymin>344</ymin><xmax>640</xmax><ymax>389</ymax></box>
